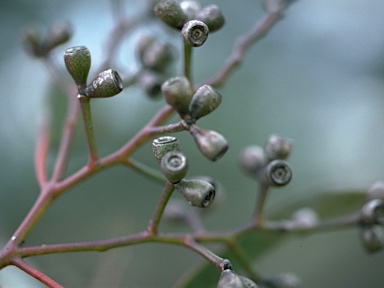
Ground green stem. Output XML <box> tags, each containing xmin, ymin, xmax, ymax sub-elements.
<box><xmin>148</xmin><ymin>181</ymin><xmax>175</xmax><ymax>235</ymax></box>
<box><xmin>228</xmin><ymin>241</ymin><xmax>260</xmax><ymax>281</ymax></box>
<box><xmin>183</xmin><ymin>43</ymin><xmax>193</xmax><ymax>83</ymax></box>
<box><xmin>253</xmin><ymin>182</ymin><xmax>270</xmax><ymax>225</ymax></box>
<box><xmin>123</xmin><ymin>158</ymin><xmax>165</xmax><ymax>184</ymax></box>
<box><xmin>78</xmin><ymin>95</ymin><xmax>98</xmax><ymax>164</ymax></box>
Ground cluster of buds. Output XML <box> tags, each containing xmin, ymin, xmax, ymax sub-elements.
<box><xmin>23</xmin><ymin>21</ymin><xmax>72</xmax><ymax>58</ymax></box>
<box><xmin>239</xmin><ymin>134</ymin><xmax>293</xmax><ymax>187</ymax></box>
<box><xmin>161</xmin><ymin>76</ymin><xmax>228</xmax><ymax>161</ymax></box>
<box><xmin>359</xmin><ymin>181</ymin><xmax>384</xmax><ymax>253</ymax></box>
<box><xmin>154</xmin><ymin>0</ymin><xmax>225</xmax><ymax>43</ymax></box>
<box><xmin>63</xmin><ymin>46</ymin><xmax>123</xmax><ymax>99</ymax></box>
<box><xmin>135</xmin><ymin>35</ymin><xmax>176</xmax><ymax>98</ymax></box>
<box><xmin>152</xmin><ymin>136</ymin><xmax>216</xmax><ymax>208</ymax></box>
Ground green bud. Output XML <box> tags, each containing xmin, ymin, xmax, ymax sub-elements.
<box><xmin>180</xmin><ymin>0</ymin><xmax>202</xmax><ymax>20</ymax></box>
<box><xmin>160</xmin><ymin>151</ymin><xmax>188</xmax><ymax>184</ymax></box>
<box><xmin>239</xmin><ymin>145</ymin><xmax>266</xmax><ymax>177</ymax></box>
<box><xmin>152</xmin><ymin>136</ymin><xmax>180</xmax><ymax>163</ymax></box>
<box><xmin>263</xmin><ymin>159</ymin><xmax>292</xmax><ymax>186</ymax></box>
<box><xmin>189</xmin><ymin>125</ymin><xmax>228</xmax><ymax>161</ymax></box>
<box><xmin>161</xmin><ymin>76</ymin><xmax>193</xmax><ymax>117</ymax></box>
<box><xmin>196</xmin><ymin>4</ymin><xmax>225</xmax><ymax>32</ymax></box>
<box><xmin>154</xmin><ymin>0</ymin><xmax>187</xmax><ymax>29</ymax></box>
<box><xmin>64</xmin><ymin>46</ymin><xmax>91</xmax><ymax>90</ymax></box>
<box><xmin>361</xmin><ymin>199</ymin><xmax>384</xmax><ymax>225</ymax></box>
<box><xmin>181</xmin><ymin>20</ymin><xmax>209</xmax><ymax>47</ymax></box>
<box><xmin>84</xmin><ymin>69</ymin><xmax>123</xmax><ymax>98</ymax></box>
<box><xmin>174</xmin><ymin>179</ymin><xmax>215</xmax><ymax>208</ymax></box>
<box><xmin>265</xmin><ymin>134</ymin><xmax>293</xmax><ymax>161</ymax></box>
<box><xmin>188</xmin><ymin>85</ymin><xmax>222</xmax><ymax>121</ymax></box>
<box><xmin>360</xmin><ymin>224</ymin><xmax>384</xmax><ymax>254</ymax></box>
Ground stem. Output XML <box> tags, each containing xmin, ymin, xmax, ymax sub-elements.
<box><xmin>11</xmin><ymin>258</ymin><xmax>63</xmax><ymax>288</ymax></box>
<box><xmin>35</xmin><ymin>116</ymin><xmax>50</xmax><ymax>187</ymax></box>
<box><xmin>146</xmin><ymin>121</ymin><xmax>187</xmax><ymax>136</ymax></box>
<box><xmin>123</xmin><ymin>159</ymin><xmax>165</xmax><ymax>184</ymax></box>
<box><xmin>78</xmin><ymin>95</ymin><xmax>99</xmax><ymax>164</ymax></box>
<box><xmin>253</xmin><ymin>182</ymin><xmax>270</xmax><ymax>225</ymax></box>
<box><xmin>183</xmin><ymin>43</ymin><xmax>193</xmax><ymax>83</ymax></box>
<box><xmin>148</xmin><ymin>181</ymin><xmax>175</xmax><ymax>235</ymax></box>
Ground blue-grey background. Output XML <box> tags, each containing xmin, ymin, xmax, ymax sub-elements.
<box><xmin>1</xmin><ymin>0</ymin><xmax>384</xmax><ymax>287</ymax></box>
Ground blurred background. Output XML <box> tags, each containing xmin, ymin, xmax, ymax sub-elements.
<box><xmin>1</xmin><ymin>0</ymin><xmax>384</xmax><ymax>287</ymax></box>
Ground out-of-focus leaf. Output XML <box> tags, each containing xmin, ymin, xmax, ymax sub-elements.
<box><xmin>176</xmin><ymin>190</ymin><xmax>365</xmax><ymax>288</ymax></box>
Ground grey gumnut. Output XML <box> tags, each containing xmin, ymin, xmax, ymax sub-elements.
<box><xmin>180</xmin><ymin>0</ymin><xmax>202</xmax><ymax>20</ymax></box>
<box><xmin>160</xmin><ymin>151</ymin><xmax>188</xmax><ymax>184</ymax></box>
<box><xmin>181</xmin><ymin>20</ymin><xmax>209</xmax><ymax>47</ymax></box>
<box><xmin>161</xmin><ymin>76</ymin><xmax>193</xmax><ymax>117</ymax></box>
<box><xmin>152</xmin><ymin>136</ymin><xmax>180</xmax><ymax>163</ymax></box>
<box><xmin>174</xmin><ymin>179</ymin><xmax>215</xmax><ymax>208</ymax></box>
<box><xmin>138</xmin><ymin>70</ymin><xmax>164</xmax><ymax>98</ymax></box>
<box><xmin>188</xmin><ymin>85</ymin><xmax>222</xmax><ymax>121</ymax></box>
<box><xmin>265</xmin><ymin>134</ymin><xmax>292</xmax><ymax>161</ymax></box>
<box><xmin>64</xmin><ymin>46</ymin><xmax>91</xmax><ymax>90</ymax></box>
<box><xmin>239</xmin><ymin>145</ymin><xmax>266</xmax><ymax>177</ymax></box>
<box><xmin>218</xmin><ymin>270</ymin><xmax>248</xmax><ymax>288</ymax></box>
<box><xmin>361</xmin><ymin>199</ymin><xmax>384</xmax><ymax>226</ymax></box>
<box><xmin>196</xmin><ymin>4</ymin><xmax>225</xmax><ymax>32</ymax></box>
<box><xmin>360</xmin><ymin>225</ymin><xmax>384</xmax><ymax>253</ymax></box>
<box><xmin>367</xmin><ymin>181</ymin><xmax>384</xmax><ymax>201</ymax></box>
<box><xmin>154</xmin><ymin>0</ymin><xmax>187</xmax><ymax>30</ymax></box>
<box><xmin>84</xmin><ymin>69</ymin><xmax>123</xmax><ymax>98</ymax></box>
<box><xmin>263</xmin><ymin>159</ymin><xmax>292</xmax><ymax>186</ymax></box>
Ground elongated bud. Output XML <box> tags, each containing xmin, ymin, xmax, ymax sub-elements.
<box><xmin>188</xmin><ymin>85</ymin><xmax>222</xmax><ymax>121</ymax></box>
<box><xmin>360</xmin><ymin>225</ymin><xmax>384</xmax><ymax>253</ymax></box>
<box><xmin>174</xmin><ymin>179</ymin><xmax>215</xmax><ymax>208</ymax></box>
<box><xmin>160</xmin><ymin>151</ymin><xmax>188</xmax><ymax>183</ymax></box>
<box><xmin>367</xmin><ymin>181</ymin><xmax>384</xmax><ymax>201</ymax></box>
<box><xmin>181</xmin><ymin>20</ymin><xmax>209</xmax><ymax>47</ymax></box>
<box><xmin>265</xmin><ymin>134</ymin><xmax>292</xmax><ymax>161</ymax></box>
<box><xmin>217</xmin><ymin>270</ymin><xmax>246</xmax><ymax>288</ymax></box>
<box><xmin>180</xmin><ymin>0</ymin><xmax>202</xmax><ymax>20</ymax></box>
<box><xmin>189</xmin><ymin>125</ymin><xmax>228</xmax><ymax>161</ymax></box>
<box><xmin>44</xmin><ymin>21</ymin><xmax>71</xmax><ymax>52</ymax></box>
<box><xmin>84</xmin><ymin>69</ymin><xmax>123</xmax><ymax>98</ymax></box>
<box><xmin>161</xmin><ymin>76</ymin><xmax>193</xmax><ymax>116</ymax></box>
<box><xmin>239</xmin><ymin>145</ymin><xmax>266</xmax><ymax>177</ymax></box>
<box><xmin>196</xmin><ymin>5</ymin><xmax>225</xmax><ymax>32</ymax></box>
<box><xmin>152</xmin><ymin>136</ymin><xmax>180</xmax><ymax>163</ymax></box>
<box><xmin>64</xmin><ymin>46</ymin><xmax>91</xmax><ymax>90</ymax></box>
<box><xmin>361</xmin><ymin>199</ymin><xmax>384</xmax><ymax>225</ymax></box>
<box><xmin>263</xmin><ymin>159</ymin><xmax>292</xmax><ymax>186</ymax></box>
<box><xmin>154</xmin><ymin>0</ymin><xmax>187</xmax><ymax>29</ymax></box>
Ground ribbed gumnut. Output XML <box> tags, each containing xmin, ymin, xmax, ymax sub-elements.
<box><xmin>152</xmin><ymin>136</ymin><xmax>180</xmax><ymax>163</ymax></box>
<box><xmin>189</xmin><ymin>124</ymin><xmax>228</xmax><ymax>161</ymax></box>
<box><xmin>154</xmin><ymin>0</ymin><xmax>187</xmax><ymax>30</ymax></box>
<box><xmin>84</xmin><ymin>69</ymin><xmax>123</xmax><ymax>98</ymax></box>
<box><xmin>180</xmin><ymin>0</ymin><xmax>202</xmax><ymax>20</ymax></box>
<box><xmin>181</xmin><ymin>20</ymin><xmax>209</xmax><ymax>47</ymax></box>
<box><xmin>196</xmin><ymin>5</ymin><xmax>225</xmax><ymax>32</ymax></box>
<box><xmin>160</xmin><ymin>151</ymin><xmax>188</xmax><ymax>184</ymax></box>
<box><xmin>44</xmin><ymin>21</ymin><xmax>72</xmax><ymax>53</ymax></box>
<box><xmin>174</xmin><ymin>179</ymin><xmax>215</xmax><ymax>208</ymax></box>
<box><xmin>239</xmin><ymin>145</ymin><xmax>266</xmax><ymax>177</ymax></box>
<box><xmin>361</xmin><ymin>199</ymin><xmax>384</xmax><ymax>225</ymax></box>
<box><xmin>64</xmin><ymin>46</ymin><xmax>91</xmax><ymax>90</ymax></box>
<box><xmin>360</xmin><ymin>225</ymin><xmax>384</xmax><ymax>253</ymax></box>
<box><xmin>218</xmin><ymin>269</ymin><xmax>258</xmax><ymax>288</ymax></box>
<box><xmin>188</xmin><ymin>85</ymin><xmax>222</xmax><ymax>121</ymax></box>
<box><xmin>263</xmin><ymin>159</ymin><xmax>292</xmax><ymax>186</ymax></box>
<box><xmin>161</xmin><ymin>76</ymin><xmax>193</xmax><ymax>117</ymax></box>
<box><xmin>264</xmin><ymin>134</ymin><xmax>292</xmax><ymax>161</ymax></box>
<box><xmin>136</xmin><ymin>35</ymin><xmax>175</xmax><ymax>72</ymax></box>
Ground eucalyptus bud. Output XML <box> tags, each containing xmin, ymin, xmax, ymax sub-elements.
<box><xmin>188</xmin><ymin>85</ymin><xmax>222</xmax><ymax>121</ymax></box>
<box><xmin>22</xmin><ymin>25</ymin><xmax>43</xmax><ymax>57</ymax></box>
<box><xmin>265</xmin><ymin>134</ymin><xmax>292</xmax><ymax>161</ymax></box>
<box><xmin>263</xmin><ymin>159</ymin><xmax>292</xmax><ymax>186</ymax></box>
<box><xmin>84</xmin><ymin>69</ymin><xmax>123</xmax><ymax>98</ymax></box>
<box><xmin>180</xmin><ymin>0</ymin><xmax>202</xmax><ymax>20</ymax></box>
<box><xmin>138</xmin><ymin>70</ymin><xmax>164</xmax><ymax>98</ymax></box>
<box><xmin>239</xmin><ymin>145</ymin><xmax>266</xmax><ymax>177</ymax></box>
<box><xmin>160</xmin><ymin>151</ymin><xmax>188</xmax><ymax>184</ymax></box>
<box><xmin>43</xmin><ymin>21</ymin><xmax>71</xmax><ymax>53</ymax></box>
<box><xmin>367</xmin><ymin>181</ymin><xmax>384</xmax><ymax>201</ymax></box>
<box><xmin>265</xmin><ymin>273</ymin><xmax>302</xmax><ymax>288</ymax></box>
<box><xmin>196</xmin><ymin>4</ymin><xmax>225</xmax><ymax>32</ymax></box>
<box><xmin>181</xmin><ymin>20</ymin><xmax>209</xmax><ymax>47</ymax></box>
<box><xmin>138</xmin><ymin>39</ymin><xmax>175</xmax><ymax>71</ymax></box>
<box><xmin>152</xmin><ymin>136</ymin><xmax>180</xmax><ymax>163</ymax></box>
<box><xmin>361</xmin><ymin>199</ymin><xmax>384</xmax><ymax>225</ymax></box>
<box><xmin>189</xmin><ymin>125</ymin><xmax>229</xmax><ymax>161</ymax></box>
<box><xmin>360</xmin><ymin>225</ymin><xmax>384</xmax><ymax>253</ymax></box>
<box><xmin>291</xmin><ymin>207</ymin><xmax>319</xmax><ymax>229</ymax></box>
<box><xmin>154</xmin><ymin>0</ymin><xmax>187</xmax><ymax>30</ymax></box>
<box><xmin>174</xmin><ymin>179</ymin><xmax>215</xmax><ymax>208</ymax></box>
<box><xmin>161</xmin><ymin>76</ymin><xmax>193</xmax><ymax>117</ymax></box>
<box><xmin>217</xmin><ymin>269</ymin><xmax>246</xmax><ymax>288</ymax></box>
<box><xmin>64</xmin><ymin>46</ymin><xmax>91</xmax><ymax>90</ymax></box>
<box><xmin>239</xmin><ymin>276</ymin><xmax>258</xmax><ymax>288</ymax></box>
